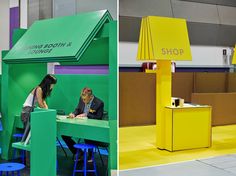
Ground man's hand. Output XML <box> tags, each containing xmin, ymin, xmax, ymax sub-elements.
<box><xmin>75</xmin><ymin>113</ymin><xmax>86</xmax><ymax>118</ymax></box>
<box><xmin>69</xmin><ymin>113</ymin><xmax>75</xmax><ymax>118</ymax></box>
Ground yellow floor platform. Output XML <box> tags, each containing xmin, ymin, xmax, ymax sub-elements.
<box><xmin>119</xmin><ymin>125</ymin><xmax>236</xmax><ymax>170</ymax></box>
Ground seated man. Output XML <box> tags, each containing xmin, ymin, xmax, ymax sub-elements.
<box><xmin>61</xmin><ymin>87</ymin><xmax>104</xmax><ymax>160</ymax></box>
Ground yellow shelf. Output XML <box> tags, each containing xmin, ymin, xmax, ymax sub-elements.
<box><xmin>145</xmin><ymin>69</ymin><xmax>156</xmax><ymax>73</ymax></box>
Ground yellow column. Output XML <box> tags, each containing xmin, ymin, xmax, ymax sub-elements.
<box><xmin>156</xmin><ymin>60</ymin><xmax>171</xmax><ymax>149</ymax></box>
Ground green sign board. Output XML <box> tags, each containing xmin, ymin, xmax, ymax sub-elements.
<box><xmin>4</xmin><ymin>10</ymin><xmax>112</xmax><ymax>63</ymax></box>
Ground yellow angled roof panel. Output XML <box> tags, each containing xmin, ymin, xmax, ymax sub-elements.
<box><xmin>137</xmin><ymin>16</ymin><xmax>192</xmax><ymax>61</ymax></box>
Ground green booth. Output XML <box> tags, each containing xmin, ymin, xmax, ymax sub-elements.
<box><xmin>1</xmin><ymin>10</ymin><xmax>117</xmax><ymax>176</ymax></box>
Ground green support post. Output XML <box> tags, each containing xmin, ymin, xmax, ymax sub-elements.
<box><xmin>1</xmin><ymin>63</ymin><xmax>47</xmax><ymax>160</ymax></box>
<box><xmin>31</xmin><ymin>109</ymin><xmax>56</xmax><ymax>176</ymax></box>
<box><xmin>12</xmin><ymin>109</ymin><xmax>56</xmax><ymax>176</ymax></box>
<box><xmin>108</xmin><ymin>21</ymin><xmax>117</xmax><ymax>173</ymax></box>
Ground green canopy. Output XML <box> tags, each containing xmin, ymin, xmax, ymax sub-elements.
<box><xmin>3</xmin><ymin>10</ymin><xmax>112</xmax><ymax>64</ymax></box>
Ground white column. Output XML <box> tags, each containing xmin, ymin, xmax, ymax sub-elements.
<box><xmin>0</xmin><ymin>0</ymin><xmax>10</xmax><ymax>74</ymax></box>
<box><xmin>20</xmin><ymin>0</ymin><xmax>28</xmax><ymax>28</ymax></box>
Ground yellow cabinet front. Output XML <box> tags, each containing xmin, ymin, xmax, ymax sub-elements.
<box><xmin>165</xmin><ymin>106</ymin><xmax>211</xmax><ymax>151</ymax></box>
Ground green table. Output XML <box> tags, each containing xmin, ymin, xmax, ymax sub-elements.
<box><xmin>13</xmin><ymin>115</ymin><xmax>110</xmax><ymax>143</ymax></box>
<box><xmin>57</xmin><ymin>118</ymin><xmax>110</xmax><ymax>142</ymax></box>
<box><xmin>13</xmin><ymin>115</ymin><xmax>112</xmax><ymax>175</ymax></box>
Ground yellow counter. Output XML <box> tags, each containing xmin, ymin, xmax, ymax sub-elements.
<box><xmin>164</xmin><ymin>104</ymin><xmax>211</xmax><ymax>151</ymax></box>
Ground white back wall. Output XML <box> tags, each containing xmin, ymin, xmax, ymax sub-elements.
<box><xmin>76</xmin><ymin>0</ymin><xmax>117</xmax><ymax>19</ymax></box>
<box><xmin>119</xmin><ymin>42</ymin><xmax>233</xmax><ymax>67</ymax></box>
<box><xmin>20</xmin><ymin>0</ymin><xmax>28</xmax><ymax>28</ymax></box>
<box><xmin>53</xmin><ymin>0</ymin><xmax>76</xmax><ymax>17</ymax></box>
<box><xmin>0</xmin><ymin>0</ymin><xmax>10</xmax><ymax>74</ymax></box>
<box><xmin>10</xmin><ymin>0</ymin><xmax>19</xmax><ymax>8</ymax></box>
<box><xmin>53</xmin><ymin>0</ymin><xmax>117</xmax><ymax>19</ymax></box>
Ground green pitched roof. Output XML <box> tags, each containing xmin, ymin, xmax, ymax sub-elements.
<box><xmin>3</xmin><ymin>10</ymin><xmax>112</xmax><ymax>64</ymax></box>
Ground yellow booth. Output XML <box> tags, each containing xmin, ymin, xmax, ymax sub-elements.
<box><xmin>137</xmin><ymin>16</ymin><xmax>212</xmax><ymax>151</ymax></box>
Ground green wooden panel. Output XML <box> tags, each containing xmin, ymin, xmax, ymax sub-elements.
<box><xmin>108</xmin><ymin>21</ymin><xmax>117</xmax><ymax>120</ymax></box>
<box><xmin>47</xmin><ymin>74</ymin><xmax>109</xmax><ymax>114</ymax></box>
<box><xmin>2</xmin><ymin>50</ymin><xmax>9</xmax><ymax>58</ymax></box>
<box><xmin>9</xmin><ymin>64</ymin><xmax>47</xmax><ymax>115</ymax></box>
<box><xmin>4</xmin><ymin>10</ymin><xmax>112</xmax><ymax>63</ymax></box>
<box><xmin>108</xmin><ymin>21</ymin><xmax>117</xmax><ymax>171</ymax></box>
<box><xmin>0</xmin><ymin>76</ymin><xmax>2</xmax><ymax>112</ymax></box>
<box><xmin>109</xmin><ymin>119</ymin><xmax>117</xmax><ymax>170</ymax></box>
<box><xmin>14</xmin><ymin>115</ymin><xmax>24</xmax><ymax>129</ymax></box>
<box><xmin>12</xmin><ymin>28</ymin><xmax>27</xmax><ymax>46</ymax></box>
<box><xmin>0</xmin><ymin>62</ymin><xmax>9</xmax><ymax>159</ymax></box>
<box><xmin>60</xmin><ymin>37</ymin><xmax>109</xmax><ymax>65</ymax></box>
<box><xmin>31</xmin><ymin>109</ymin><xmax>56</xmax><ymax>176</ymax></box>
<box><xmin>1</xmin><ymin>63</ymin><xmax>47</xmax><ymax>159</ymax></box>
<box><xmin>96</xmin><ymin>23</ymin><xmax>109</xmax><ymax>38</ymax></box>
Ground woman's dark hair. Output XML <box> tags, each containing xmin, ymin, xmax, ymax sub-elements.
<box><xmin>38</xmin><ymin>74</ymin><xmax>57</xmax><ymax>99</ymax></box>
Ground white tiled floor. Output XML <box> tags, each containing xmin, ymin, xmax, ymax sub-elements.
<box><xmin>120</xmin><ymin>154</ymin><xmax>236</xmax><ymax>176</ymax></box>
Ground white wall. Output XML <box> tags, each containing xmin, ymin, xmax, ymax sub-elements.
<box><xmin>10</xmin><ymin>0</ymin><xmax>19</xmax><ymax>8</ymax></box>
<box><xmin>120</xmin><ymin>0</ymin><xmax>236</xmax><ymax>26</ymax></box>
<box><xmin>0</xmin><ymin>0</ymin><xmax>10</xmax><ymax>74</ymax></box>
<box><xmin>76</xmin><ymin>0</ymin><xmax>117</xmax><ymax>19</ymax></box>
<box><xmin>53</xmin><ymin>0</ymin><xmax>117</xmax><ymax>19</ymax></box>
<box><xmin>20</xmin><ymin>0</ymin><xmax>28</xmax><ymax>28</ymax></box>
<box><xmin>120</xmin><ymin>0</ymin><xmax>172</xmax><ymax>18</ymax></box>
<box><xmin>119</xmin><ymin>42</ymin><xmax>140</xmax><ymax>67</ymax></box>
<box><xmin>176</xmin><ymin>46</ymin><xmax>233</xmax><ymax>67</ymax></box>
<box><xmin>53</xmin><ymin>0</ymin><xmax>76</xmax><ymax>17</ymax></box>
<box><xmin>119</xmin><ymin>42</ymin><xmax>233</xmax><ymax>67</ymax></box>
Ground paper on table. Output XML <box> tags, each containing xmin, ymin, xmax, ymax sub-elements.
<box><xmin>56</xmin><ymin>115</ymin><xmax>68</xmax><ymax>120</ymax></box>
<box><xmin>75</xmin><ymin>116</ymin><xmax>88</xmax><ymax>120</ymax></box>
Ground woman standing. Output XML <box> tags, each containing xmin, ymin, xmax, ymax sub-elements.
<box><xmin>21</xmin><ymin>74</ymin><xmax>57</xmax><ymax>129</ymax></box>
<box><xmin>20</xmin><ymin>74</ymin><xmax>57</xmax><ymax>166</ymax></box>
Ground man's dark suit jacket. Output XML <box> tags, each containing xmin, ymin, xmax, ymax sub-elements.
<box><xmin>73</xmin><ymin>96</ymin><xmax>104</xmax><ymax>120</ymax></box>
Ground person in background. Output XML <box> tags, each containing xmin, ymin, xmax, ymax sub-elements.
<box><xmin>62</xmin><ymin>87</ymin><xmax>104</xmax><ymax>161</ymax></box>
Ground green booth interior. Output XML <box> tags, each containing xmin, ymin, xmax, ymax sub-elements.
<box><xmin>0</xmin><ymin>10</ymin><xmax>117</xmax><ymax>176</ymax></box>
<box><xmin>48</xmin><ymin>75</ymin><xmax>109</xmax><ymax>114</ymax></box>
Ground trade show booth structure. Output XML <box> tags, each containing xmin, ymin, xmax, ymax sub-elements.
<box><xmin>1</xmin><ymin>10</ymin><xmax>117</xmax><ymax>176</ymax></box>
<box><xmin>135</xmin><ymin>16</ymin><xmax>211</xmax><ymax>151</ymax></box>
<box><xmin>119</xmin><ymin>43</ymin><xmax>236</xmax><ymax>172</ymax></box>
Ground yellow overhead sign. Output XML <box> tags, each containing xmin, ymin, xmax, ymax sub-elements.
<box><xmin>137</xmin><ymin>16</ymin><xmax>192</xmax><ymax>61</ymax></box>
